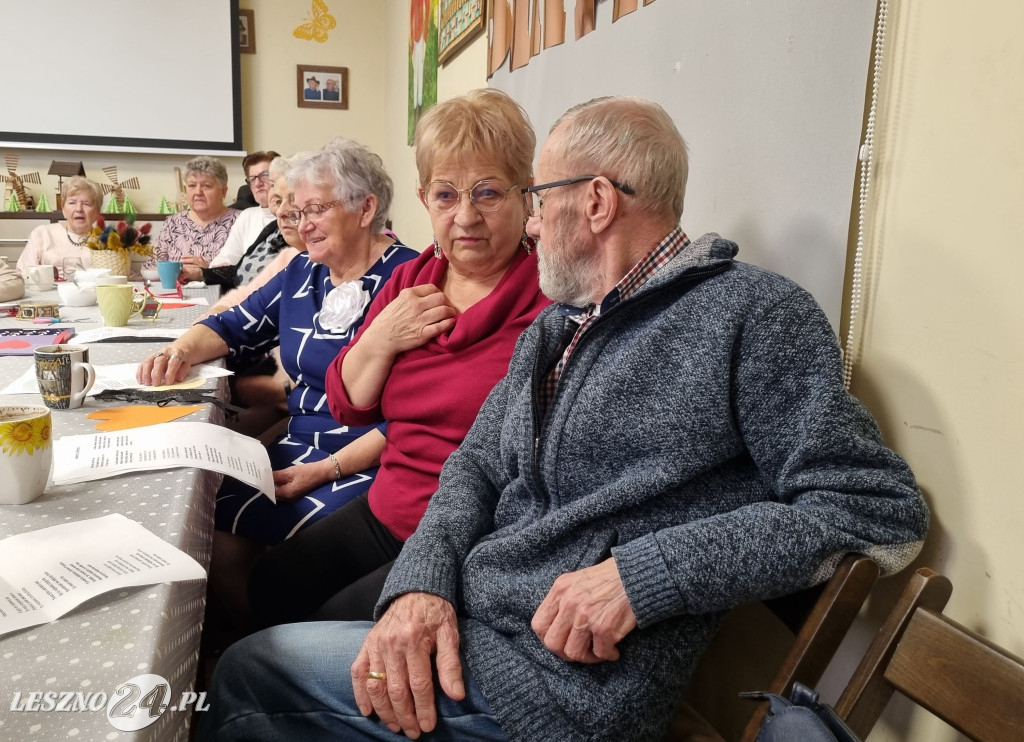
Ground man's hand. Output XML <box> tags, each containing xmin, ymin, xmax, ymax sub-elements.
<box><xmin>531</xmin><ymin>557</ymin><xmax>638</xmax><ymax>663</ymax></box>
<box><xmin>351</xmin><ymin>592</ymin><xmax>464</xmax><ymax>739</ymax></box>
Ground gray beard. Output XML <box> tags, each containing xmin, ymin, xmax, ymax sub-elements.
<box><xmin>536</xmin><ymin>238</ymin><xmax>602</xmax><ymax>307</ymax></box>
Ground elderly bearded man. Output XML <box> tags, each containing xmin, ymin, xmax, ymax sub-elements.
<box><xmin>196</xmin><ymin>96</ymin><xmax>928</xmax><ymax>742</ymax></box>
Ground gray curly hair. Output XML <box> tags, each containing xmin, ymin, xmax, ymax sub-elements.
<box><xmin>286</xmin><ymin>138</ymin><xmax>393</xmax><ymax>234</ymax></box>
<box><xmin>184</xmin><ymin>156</ymin><xmax>229</xmax><ymax>188</ymax></box>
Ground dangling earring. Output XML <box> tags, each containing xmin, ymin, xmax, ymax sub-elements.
<box><xmin>520</xmin><ymin>219</ymin><xmax>533</xmax><ymax>254</ymax></box>
<box><xmin>432</xmin><ymin>238</ymin><xmax>443</xmax><ymax>259</ymax></box>
<box><xmin>520</xmin><ymin>232</ymin><xmax>533</xmax><ymax>254</ymax></box>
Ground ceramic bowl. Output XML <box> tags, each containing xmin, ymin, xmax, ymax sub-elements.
<box><xmin>57</xmin><ymin>282</ymin><xmax>98</xmax><ymax>306</ymax></box>
<box><xmin>75</xmin><ymin>268</ymin><xmax>112</xmax><ymax>283</ymax></box>
<box><xmin>140</xmin><ymin>269</ymin><xmax>161</xmax><ymax>282</ymax></box>
<box><xmin>94</xmin><ymin>275</ymin><xmax>128</xmax><ymax>286</ymax></box>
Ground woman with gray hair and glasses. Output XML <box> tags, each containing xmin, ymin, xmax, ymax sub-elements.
<box><xmin>136</xmin><ymin>139</ymin><xmax>418</xmax><ymax>624</ymax></box>
<box><xmin>147</xmin><ymin>155</ymin><xmax>239</xmax><ymax>277</ymax></box>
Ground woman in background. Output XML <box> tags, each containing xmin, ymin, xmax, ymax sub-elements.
<box><xmin>198</xmin><ymin>155</ymin><xmax>298</xmax><ymax>294</ymax></box>
<box><xmin>148</xmin><ymin>156</ymin><xmax>239</xmax><ymax>277</ymax></box>
<box><xmin>17</xmin><ymin>176</ymin><xmax>103</xmax><ymax>279</ymax></box>
<box><xmin>195</xmin><ymin>149</ymin><xmax>281</xmax><ymax>284</ymax></box>
<box><xmin>198</xmin><ymin>156</ymin><xmax>306</xmax><ymax>319</ymax></box>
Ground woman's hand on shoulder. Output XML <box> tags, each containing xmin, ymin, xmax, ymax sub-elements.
<box><xmin>136</xmin><ymin>346</ymin><xmax>192</xmax><ymax>387</ymax></box>
<box><xmin>367</xmin><ymin>284</ymin><xmax>457</xmax><ymax>355</ymax></box>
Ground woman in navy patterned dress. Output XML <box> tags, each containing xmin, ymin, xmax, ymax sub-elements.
<box><xmin>137</xmin><ymin>139</ymin><xmax>417</xmax><ymax>619</ymax></box>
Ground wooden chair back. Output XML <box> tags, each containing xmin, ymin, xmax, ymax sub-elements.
<box><xmin>835</xmin><ymin>567</ymin><xmax>1024</xmax><ymax>742</ymax></box>
<box><xmin>666</xmin><ymin>552</ymin><xmax>879</xmax><ymax>742</ymax></box>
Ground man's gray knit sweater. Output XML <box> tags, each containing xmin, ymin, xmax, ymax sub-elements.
<box><xmin>378</xmin><ymin>233</ymin><xmax>928</xmax><ymax>742</ymax></box>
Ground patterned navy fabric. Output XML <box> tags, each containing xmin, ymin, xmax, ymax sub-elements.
<box><xmin>204</xmin><ymin>242</ymin><xmax>418</xmax><ymax>544</ymax></box>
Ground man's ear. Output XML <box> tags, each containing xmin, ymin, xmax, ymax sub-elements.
<box><xmin>582</xmin><ymin>177</ymin><xmax>619</xmax><ymax>234</ymax></box>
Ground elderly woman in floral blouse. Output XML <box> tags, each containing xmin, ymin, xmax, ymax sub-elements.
<box><xmin>147</xmin><ymin>156</ymin><xmax>239</xmax><ymax>278</ymax></box>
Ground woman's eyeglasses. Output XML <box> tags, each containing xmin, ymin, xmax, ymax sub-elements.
<box><xmin>278</xmin><ymin>200</ymin><xmax>344</xmax><ymax>228</ymax></box>
<box><xmin>423</xmin><ymin>180</ymin><xmax>519</xmax><ymax>213</ymax></box>
<box><xmin>245</xmin><ymin>171</ymin><xmax>272</xmax><ymax>186</ymax></box>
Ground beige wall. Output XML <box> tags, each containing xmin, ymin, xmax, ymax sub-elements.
<box><xmin>382</xmin><ymin>0</ymin><xmax>489</xmax><ymax>251</ymax></box>
<box><xmin>842</xmin><ymin>1</ymin><xmax>1024</xmax><ymax>738</ymax></box>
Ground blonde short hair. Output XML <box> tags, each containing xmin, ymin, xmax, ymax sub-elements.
<box><xmin>62</xmin><ymin>176</ymin><xmax>103</xmax><ymax>208</ymax></box>
<box><xmin>414</xmin><ymin>89</ymin><xmax>535</xmax><ymax>187</ymax></box>
<box><xmin>551</xmin><ymin>97</ymin><xmax>688</xmax><ymax>221</ymax></box>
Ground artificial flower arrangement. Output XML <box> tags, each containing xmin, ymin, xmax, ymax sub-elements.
<box><xmin>86</xmin><ymin>215</ymin><xmax>154</xmax><ymax>257</ymax></box>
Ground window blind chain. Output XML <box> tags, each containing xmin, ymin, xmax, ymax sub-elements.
<box><xmin>843</xmin><ymin>0</ymin><xmax>888</xmax><ymax>390</ymax></box>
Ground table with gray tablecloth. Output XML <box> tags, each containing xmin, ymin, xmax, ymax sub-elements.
<box><xmin>0</xmin><ymin>285</ymin><xmax>226</xmax><ymax>742</ymax></box>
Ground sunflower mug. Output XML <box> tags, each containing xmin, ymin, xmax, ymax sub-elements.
<box><xmin>0</xmin><ymin>405</ymin><xmax>53</xmax><ymax>505</ymax></box>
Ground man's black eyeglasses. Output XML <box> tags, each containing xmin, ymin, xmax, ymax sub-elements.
<box><xmin>521</xmin><ymin>176</ymin><xmax>635</xmax><ymax>199</ymax></box>
<box><xmin>522</xmin><ymin>176</ymin><xmax>634</xmax><ymax>213</ymax></box>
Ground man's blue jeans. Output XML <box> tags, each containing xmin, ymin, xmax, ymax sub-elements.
<box><xmin>194</xmin><ymin>621</ymin><xmax>508</xmax><ymax>741</ymax></box>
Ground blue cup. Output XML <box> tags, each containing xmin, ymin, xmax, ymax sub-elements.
<box><xmin>156</xmin><ymin>260</ymin><xmax>183</xmax><ymax>290</ymax></box>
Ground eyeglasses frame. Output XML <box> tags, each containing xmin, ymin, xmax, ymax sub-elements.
<box><xmin>421</xmin><ymin>180</ymin><xmax>521</xmax><ymax>214</ymax></box>
<box><xmin>521</xmin><ymin>175</ymin><xmax>635</xmax><ymax>213</ymax></box>
<box><xmin>245</xmin><ymin>171</ymin><xmax>273</xmax><ymax>187</ymax></box>
<box><xmin>278</xmin><ymin>199</ymin><xmax>345</xmax><ymax>228</ymax></box>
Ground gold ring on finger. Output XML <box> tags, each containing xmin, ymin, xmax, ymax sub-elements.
<box><xmin>367</xmin><ymin>670</ymin><xmax>387</xmax><ymax>681</ymax></box>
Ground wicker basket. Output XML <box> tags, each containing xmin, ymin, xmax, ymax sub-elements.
<box><xmin>88</xmin><ymin>249</ymin><xmax>131</xmax><ymax>277</ymax></box>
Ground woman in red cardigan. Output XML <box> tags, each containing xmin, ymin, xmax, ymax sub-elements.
<box><xmin>248</xmin><ymin>89</ymin><xmax>551</xmax><ymax>626</ymax></box>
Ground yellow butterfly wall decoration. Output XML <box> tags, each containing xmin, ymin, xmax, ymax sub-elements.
<box><xmin>294</xmin><ymin>0</ymin><xmax>337</xmax><ymax>43</ymax></box>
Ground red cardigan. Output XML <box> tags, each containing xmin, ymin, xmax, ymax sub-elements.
<box><xmin>326</xmin><ymin>248</ymin><xmax>550</xmax><ymax>540</ymax></box>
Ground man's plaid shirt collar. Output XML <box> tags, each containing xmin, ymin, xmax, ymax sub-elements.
<box><xmin>556</xmin><ymin>226</ymin><xmax>691</xmax><ymax>322</ymax></box>
<box><xmin>540</xmin><ymin>227</ymin><xmax>690</xmax><ymax>412</ymax></box>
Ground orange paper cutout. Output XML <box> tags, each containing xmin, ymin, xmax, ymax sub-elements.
<box><xmin>87</xmin><ymin>405</ymin><xmax>206</xmax><ymax>431</ymax></box>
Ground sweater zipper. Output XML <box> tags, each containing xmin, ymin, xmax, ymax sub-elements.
<box><xmin>530</xmin><ymin>261</ymin><xmax>730</xmax><ymax>473</ymax></box>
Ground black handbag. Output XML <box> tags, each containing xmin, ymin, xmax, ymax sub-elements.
<box><xmin>741</xmin><ymin>682</ymin><xmax>863</xmax><ymax>742</ymax></box>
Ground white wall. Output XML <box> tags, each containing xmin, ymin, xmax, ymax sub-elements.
<box><xmin>489</xmin><ymin>0</ymin><xmax>876</xmax><ymax>327</ymax></box>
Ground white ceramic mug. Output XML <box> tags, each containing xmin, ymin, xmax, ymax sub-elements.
<box><xmin>34</xmin><ymin>344</ymin><xmax>96</xmax><ymax>410</ymax></box>
<box><xmin>0</xmin><ymin>405</ymin><xmax>53</xmax><ymax>505</ymax></box>
<box><xmin>27</xmin><ymin>264</ymin><xmax>56</xmax><ymax>289</ymax></box>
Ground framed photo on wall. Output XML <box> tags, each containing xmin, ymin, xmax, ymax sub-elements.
<box><xmin>438</xmin><ymin>0</ymin><xmax>485</xmax><ymax>65</ymax></box>
<box><xmin>297</xmin><ymin>65</ymin><xmax>349</xmax><ymax>109</ymax></box>
<box><xmin>238</xmin><ymin>9</ymin><xmax>256</xmax><ymax>54</ymax></box>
